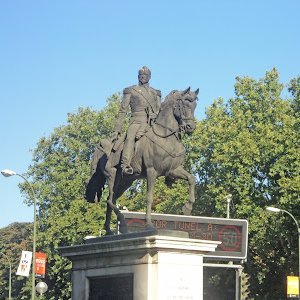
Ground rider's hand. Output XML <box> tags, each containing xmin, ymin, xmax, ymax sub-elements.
<box><xmin>111</xmin><ymin>132</ymin><xmax>119</xmax><ymax>142</ymax></box>
<box><xmin>135</xmin><ymin>132</ymin><xmax>142</xmax><ymax>140</ymax></box>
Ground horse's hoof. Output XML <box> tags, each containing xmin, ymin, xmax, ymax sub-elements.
<box><xmin>105</xmin><ymin>229</ymin><xmax>114</xmax><ymax>236</ymax></box>
<box><xmin>119</xmin><ymin>225</ymin><xmax>128</xmax><ymax>234</ymax></box>
<box><xmin>146</xmin><ymin>222</ymin><xmax>155</xmax><ymax>230</ymax></box>
<box><xmin>182</xmin><ymin>203</ymin><xmax>192</xmax><ymax>215</ymax></box>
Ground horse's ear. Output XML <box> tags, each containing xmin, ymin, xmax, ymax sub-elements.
<box><xmin>195</xmin><ymin>88</ymin><xmax>199</xmax><ymax>96</ymax></box>
<box><xmin>182</xmin><ymin>87</ymin><xmax>190</xmax><ymax>95</ymax></box>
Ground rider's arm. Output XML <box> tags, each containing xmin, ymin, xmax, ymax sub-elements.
<box><xmin>113</xmin><ymin>88</ymin><xmax>131</xmax><ymax>134</ymax></box>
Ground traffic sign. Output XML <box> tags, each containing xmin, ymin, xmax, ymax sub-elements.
<box><xmin>122</xmin><ymin>211</ymin><xmax>248</xmax><ymax>260</ymax></box>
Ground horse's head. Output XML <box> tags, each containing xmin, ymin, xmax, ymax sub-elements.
<box><xmin>168</xmin><ymin>87</ymin><xmax>198</xmax><ymax>134</ymax></box>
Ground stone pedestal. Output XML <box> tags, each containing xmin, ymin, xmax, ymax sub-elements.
<box><xmin>59</xmin><ymin>231</ymin><xmax>220</xmax><ymax>300</ymax></box>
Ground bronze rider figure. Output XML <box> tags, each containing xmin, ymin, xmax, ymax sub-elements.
<box><xmin>112</xmin><ymin>66</ymin><xmax>161</xmax><ymax>174</ymax></box>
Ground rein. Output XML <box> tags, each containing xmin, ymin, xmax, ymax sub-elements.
<box><xmin>177</xmin><ymin>99</ymin><xmax>195</xmax><ymax>123</ymax></box>
<box><xmin>152</xmin><ymin>97</ymin><xmax>194</xmax><ymax>138</ymax></box>
<box><xmin>145</xmin><ymin>129</ymin><xmax>185</xmax><ymax>158</ymax></box>
<box><xmin>176</xmin><ymin>98</ymin><xmax>194</xmax><ymax>137</ymax></box>
<box><xmin>152</xmin><ymin>121</ymin><xmax>179</xmax><ymax>138</ymax></box>
<box><xmin>143</xmin><ymin>97</ymin><xmax>191</xmax><ymax>158</ymax></box>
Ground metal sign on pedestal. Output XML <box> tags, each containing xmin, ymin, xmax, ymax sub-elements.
<box><xmin>122</xmin><ymin>211</ymin><xmax>248</xmax><ymax>261</ymax></box>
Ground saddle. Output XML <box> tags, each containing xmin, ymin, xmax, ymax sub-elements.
<box><xmin>112</xmin><ymin>135</ymin><xmax>143</xmax><ymax>174</ymax></box>
<box><xmin>92</xmin><ymin>126</ymin><xmax>150</xmax><ymax>175</ymax></box>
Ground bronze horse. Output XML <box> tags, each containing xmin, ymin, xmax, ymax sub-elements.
<box><xmin>85</xmin><ymin>87</ymin><xmax>198</xmax><ymax>234</ymax></box>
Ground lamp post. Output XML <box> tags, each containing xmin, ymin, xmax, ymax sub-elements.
<box><xmin>1</xmin><ymin>169</ymin><xmax>37</xmax><ymax>300</ymax></box>
<box><xmin>0</xmin><ymin>252</ymin><xmax>12</xmax><ymax>300</ymax></box>
<box><xmin>225</xmin><ymin>194</ymin><xmax>232</xmax><ymax>219</ymax></box>
<box><xmin>266</xmin><ymin>206</ymin><xmax>300</xmax><ymax>298</ymax></box>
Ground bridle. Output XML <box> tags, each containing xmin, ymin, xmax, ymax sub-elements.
<box><xmin>175</xmin><ymin>97</ymin><xmax>196</xmax><ymax>135</ymax></box>
<box><xmin>153</xmin><ymin>94</ymin><xmax>196</xmax><ymax>139</ymax></box>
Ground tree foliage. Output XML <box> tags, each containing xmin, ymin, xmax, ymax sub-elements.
<box><xmin>1</xmin><ymin>69</ymin><xmax>299</xmax><ymax>299</ymax></box>
<box><xmin>191</xmin><ymin>69</ymin><xmax>300</xmax><ymax>298</ymax></box>
<box><xmin>0</xmin><ymin>222</ymin><xmax>32</xmax><ymax>299</ymax></box>
<box><xmin>17</xmin><ymin>94</ymin><xmax>122</xmax><ymax>299</ymax></box>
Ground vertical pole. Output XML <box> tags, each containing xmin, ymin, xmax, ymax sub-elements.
<box><xmin>18</xmin><ymin>174</ymin><xmax>37</xmax><ymax>300</ymax></box>
<box><xmin>298</xmin><ymin>229</ymin><xmax>300</xmax><ymax>300</ymax></box>
<box><xmin>281</xmin><ymin>209</ymin><xmax>299</xmax><ymax>300</ymax></box>
<box><xmin>227</xmin><ymin>200</ymin><xmax>230</xmax><ymax>219</ymax></box>
<box><xmin>0</xmin><ymin>170</ymin><xmax>37</xmax><ymax>299</ymax></box>
<box><xmin>9</xmin><ymin>263</ymin><xmax>12</xmax><ymax>300</ymax></box>
<box><xmin>1</xmin><ymin>253</ymin><xmax>12</xmax><ymax>300</ymax></box>
<box><xmin>235</xmin><ymin>269</ymin><xmax>239</xmax><ymax>300</ymax></box>
<box><xmin>226</xmin><ymin>194</ymin><xmax>232</xmax><ymax>219</ymax></box>
<box><xmin>32</xmin><ymin>191</ymin><xmax>37</xmax><ymax>300</ymax></box>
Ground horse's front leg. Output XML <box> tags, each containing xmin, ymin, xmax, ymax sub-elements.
<box><xmin>105</xmin><ymin>165</ymin><xmax>129</xmax><ymax>234</ymax></box>
<box><xmin>168</xmin><ymin>166</ymin><xmax>196</xmax><ymax>215</ymax></box>
<box><xmin>104</xmin><ymin>164</ymin><xmax>117</xmax><ymax>235</ymax></box>
<box><xmin>146</xmin><ymin>167</ymin><xmax>157</xmax><ymax>228</ymax></box>
<box><xmin>104</xmin><ymin>204</ymin><xmax>113</xmax><ymax>235</ymax></box>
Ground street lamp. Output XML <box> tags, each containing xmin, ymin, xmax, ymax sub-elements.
<box><xmin>36</xmin><ymin>281</ymin><xmax>48</xmax><ymax>297</ymax></box>
<box><xmin>266</xmin><ymin>206</ymin><xmax>300</xmax><ymax>297</ymax></box>
<box><xmin>0</xmin><ymin>252</ymin><xmax>12</xmax><ymax>300</ymax></box>
<box><xmin>1</xmin><ymin>169</ymin><xmax>37</xmax><ymax>300</ymax></box>
<box><xmin>225</xmin><ymin>194</ymin><xmax>232</xmax><ymax>219</ymax></box>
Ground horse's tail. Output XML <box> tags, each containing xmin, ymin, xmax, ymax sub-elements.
<box><xmin>85</xmin><ymin>146</ymin><xmax>107</xmax><ymax>203</ymax></box>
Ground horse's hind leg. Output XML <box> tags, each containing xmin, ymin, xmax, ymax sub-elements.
<box><xmin>104</xmin><ymin>204</ymin><xmax>114</xmax><ymax>235</ymax></box>
<box><xmin>111</xmin><ymin>175</ymin><xmax>137</xmax><ymax>233</ymax></box>
<box><xmin>168</xmin><ymin>166</ymin><xmax>196</xmax><ymax>215</ymax></box>
<box><xmin>103</xmin><ymin>164</ymin><xmax>118</xmax><ymax>235</ymax></box>
<box><xmin>145</xmin><ymin>168</ymin><xmax>157</xmax><ymax>228</ymax></box>
<box><xmin>104</xmin><ymin>166</ymin><xmax>131</xmax><ymax>235</ymax></box>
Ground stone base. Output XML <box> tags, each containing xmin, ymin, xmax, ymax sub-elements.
<box><xmin>59</xmin><ymin>231</ymin><xmax>220</xmax><ymax>300</ymax></box>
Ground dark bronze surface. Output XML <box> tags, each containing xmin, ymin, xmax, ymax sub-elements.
<box><xmin>86</xmin><ymin>67</ymin><xmax>199</xmax><ymax>236</ymax></box>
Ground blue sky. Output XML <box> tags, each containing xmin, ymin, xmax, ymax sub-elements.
<box><xmin>0</xmin><ymin>1</ymin><xmax>299</xmax><ymax>228</ymax></box>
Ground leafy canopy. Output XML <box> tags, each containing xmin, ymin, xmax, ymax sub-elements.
<box><xmin>1</xmin><ymin>70</ymin><xmax>298</xmax><ymax>299</ymax></box>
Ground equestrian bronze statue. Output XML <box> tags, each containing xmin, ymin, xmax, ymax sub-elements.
<box><xmin>85</xmin><ymin>66</ymin><xmax>198</xmax><ymax>234</ymax></box>
<box><xmin>86</xmin><ymin>86</ymin><xmax>199</xmax><ymax>235</ymax></box>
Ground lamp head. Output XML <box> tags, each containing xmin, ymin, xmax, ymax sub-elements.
<box><xmin>266</xmin><ymin>206</ymin><xmax>281</xmax><ymax>213</ymax></box>
<box><xmin>36</xmin><ymin>281</ymin><xmax>48</xmax><ymax>295</ymax></box>
<box><xmin>1</xmin><ymin>169</ymin><xmax>17</xmax><ymax>177</ymax></box>
<box><xmin>225</xmin><ymin>194</ymin><xmax>232</xmax><ymax>202</ymax></box>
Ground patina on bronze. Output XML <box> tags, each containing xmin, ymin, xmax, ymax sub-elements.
<box><xmin>85</xmin><ymin>67</ymin><xmax>199</xmax><ymax>235</ymax></box>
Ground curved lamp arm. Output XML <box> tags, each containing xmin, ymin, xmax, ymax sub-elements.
<box><xmin>1</xmin><ymin>169</ymin><xmax>37</xmax><ymax>300</ymax></box>
<box><xmin>266</xmin><ymin>205</ymin><xmax>300</xmax><ymax>294</ymax></box>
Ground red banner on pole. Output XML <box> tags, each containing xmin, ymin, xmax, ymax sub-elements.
<box><xmin>35</xmin><ymin>252</ymin><xmax>47</xmax><ymax>278</ymax></box>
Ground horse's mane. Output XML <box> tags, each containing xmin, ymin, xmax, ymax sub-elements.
<box><xmin>160</xmin><ymin>90</ymin><xmax>178</xmax><ymax>110</ymax></box>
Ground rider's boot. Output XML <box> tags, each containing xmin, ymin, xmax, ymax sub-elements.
<box><xmin>121</xmin><ymin>140</ymin><xmax>134</xmax><ymax>175</ymax></box>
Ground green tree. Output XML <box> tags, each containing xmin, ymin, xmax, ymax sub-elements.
<box><xmin>191</xmin><ymin>69</ymin><xmax>300</xmax><ymax>298</ymax></box>
<box><xmin>14</xmin><ymin>69</ymin><xmax>299</xmax><ymax>298</ymax></box>
<box><xmin>18</xmin><ymin>94</ymin><xmax>122</xmax><ymax>299</ymax></box>
<box><xmin>16</xmin><ymin>91</ymin><xmax>202</xmax><ymax>298</ymax></box>
<box><xmin>0</xmin><ymin>222</ymin><xmax>32</xmax><ymax>299</ymax></box>
<box><xmin>289</xmin><ymin>76</ymin><xmax>300</xmax><ymax>114</ymax></box>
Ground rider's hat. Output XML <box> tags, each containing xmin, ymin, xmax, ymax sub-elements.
<box><xmin>138</xmin><ymin>66</ymin><xmax>151</xmax><ymax>75</ymax></box>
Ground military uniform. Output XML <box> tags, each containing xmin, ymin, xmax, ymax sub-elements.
<box><xmin>114</xmin><ymin>84</ymin><xmax>161</xmax><ymax>173</ymax></box>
